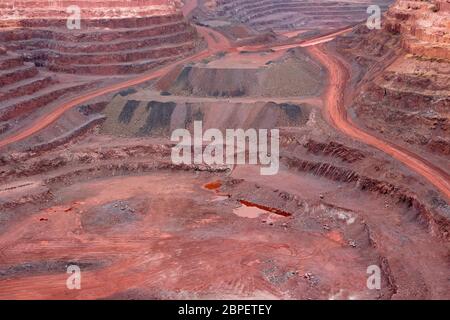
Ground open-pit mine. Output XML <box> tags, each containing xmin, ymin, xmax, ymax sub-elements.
<box><xmin>0</xmin><ymin>0</ymin><xmax>448</xmax><ymax>300</ymax></box>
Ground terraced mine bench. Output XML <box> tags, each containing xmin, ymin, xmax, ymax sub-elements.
<box><xmin>0</xmin><ymin>0</ymin><xmax>201</xmax><ymax>128</ymax></box>
<box><xmin>0</xmin><ymin>0</ymin><xmax>201</xmax><ymax>73</ymax></box>
<box><xmin>215</xmin><ymin>0</ymin><xmax>393</xmax><ymax>31</ymax></box>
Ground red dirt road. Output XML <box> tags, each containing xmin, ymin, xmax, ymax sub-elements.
<box><xmin>308</xmin><ymin>45</ymin><xmax>450</xmax><ymax>200</ymax></box>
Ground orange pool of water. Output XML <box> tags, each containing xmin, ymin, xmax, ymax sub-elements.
<box><xmin>238</xmin><ymin>200</ymin><xmax>292</xmax><ymax>217</ymax></box>
<box><xmin>204</xmin><ymin>181</ymin><xmax>222</xmax><ymax>190</ymax></box>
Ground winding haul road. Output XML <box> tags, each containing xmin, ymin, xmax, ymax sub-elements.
<box><xmin>0</xmin><ymin>0</ymin><xmax>448</xmax><ymax>200</ymax></box>
<box><xmin>308</xmin><ymin>45</ymin><xmax>450</xmax><ymax>200</ymax></box>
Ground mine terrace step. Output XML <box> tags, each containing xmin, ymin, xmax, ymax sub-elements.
<box><xmin>6</xmin><ymin>29</ymin><xmax>197</xmax><ymax>54</ymax></box>
<box><xmin>49</xmin><ymin>53</ymin><xmax>191</xmax><ymax>75</ymax></box>
<box><xmin>44</xmin><ymin>41</ymin><xmax>197</xmax><ymax>65</ymax></box>
<box><xmin>244</xmin><ymin>6</ymin><xmax>384</xmax><ymax>17</ymax></box>
<box><xmin>0</xmin><ymin>53</ymin><xmax>23</xmax><ymax>70</ymax></box>
<box><xmin>218</xmin><ymin>0</ymin><xmax>385</xmax><ymax>13</ymax></box>
<box><xmin>0</xmin><ymin>0</ymin><xmax>174</xmax><ymax>8</ymax></box>
<box><xmin>1</xmin><ymin>8</ymin><xmax>177</xmax><ymax>24</ymax></box>
<box><xmin>0</xmin><ymin>13</ymin><xmax>185</xmax><ymax>29</ymax></box>
<box><xmin>236</xmin><ymin>1</ymin><xmax>348</xmax><ymax>12</ymax></box>
<box><xmin>221</xmin><ymin>1</ymin><xmax>390</xmax><ymax>23</ymax></box>
<box><xmin>242</xmin><ymin>3</ymin><xmax>381</xmax><ymax>16</ymax></box>
<box><xmin>248</xmin><ymin>10</ymin><xmax>371</xmax><ymax>27</ymax></box>
<box><xmin>247</xmin><ymin>9</ymin><xmax>378</xmax><ymax>23</ymax></box>
<box><xmin>246</xmin><ymin>8</ymin><xmax>382</xmax><ymax>20</ymax></box>
<box><xmin>0</xmin><ymin>20</ymin><xmax>191</xmax><ymax>43</ymax></box>
<box><xmin>0</xmin><ymin>63</ymin><xmax>38</xmax><ymax>87</ymax></box>
<box><xmin>0</xmin><ymin>75</ymin><xmax>55</xmax><ymax>103</ymax></box>
<box><xmin>0</xmin><ymin>81</ymin><xmax>93</xmax><ymax>121</ymax></box>
<box><xmin>0</xmin><ymin>1</ymin><xmax>176</xmax><ymax>12</ymax></box>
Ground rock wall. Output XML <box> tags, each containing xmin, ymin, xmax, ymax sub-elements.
<box><xmin>215</xmin><ymin>0</ymin><xmax>393</xmax><ymax>32</ymax></box>
<box><xmin>0</xmin><ymin>1</ymin><xmax>200</xmax><ymax>75</ymax></box>
<box><xmin>334</xmin><ymin>0</ymin><xmax>449</xmax><ymax>165</ymax></box>
<box><xmin>384</xmin><ymin>0</ymin><xmax>450</xmax><ymax>60</ymax></box>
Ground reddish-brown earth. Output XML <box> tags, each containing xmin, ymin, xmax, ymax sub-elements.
<box><xmin>0</xmin><ymin>0</ymin><xmax>448</xmax><ymax>300</ymax></box>
<box><xmin>0</xmin><ymin>0</ymin><xmax>204</xmax><ymax>144</ymax></box>
<box><xmin>323</xmin><ymin>0</ymin><xmax>450</xmax><ymax>198</ymax></box>
<box><xmin>0</xmin><ymin>1</ymin><xmax>201</xmax><ymax>75</ymax></box>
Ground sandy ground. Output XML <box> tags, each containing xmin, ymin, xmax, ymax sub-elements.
<box><xmin>0</xmin><ymin>171</ymin><xmax>388</xmax><ymax>300</ymax></box>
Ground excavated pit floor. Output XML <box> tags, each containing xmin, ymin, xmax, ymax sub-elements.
<box><xmin>0</xmin><ymin>170</ymin><xmax>391</xmax><ymax>300</ymax></box>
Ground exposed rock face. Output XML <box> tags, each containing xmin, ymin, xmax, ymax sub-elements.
<box><xmin>0</xmin><ymin>47</ymin><xmax>95</xmax><ymax>122</ymax></box>
<box><xmin>384</xmin><ymin>0</ymin><xmax>450</xmax><ymax>60</ymax></box>
<box><xmin>334</xmin><ymin>0</ymin><xmax>449</xmax><ymax>165</ymax></box>
<box><xmin>214</xmin><ymin>0</ymin><xmax>393</xmax><ymax>32</ymax></box>
<box><xmin>0</xmin><ymin>1</ymin><xmax>201</xmax><ymax>127</ymax></box>
<box><xmin>0</xmin><ymin>1</ymin><xmax>200</xmax><ymax>75</ymax></box>
<box><xmin>0</xmin><ymin>0</ymin><xmax>182</xmax><ymax>23</ymax></box>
